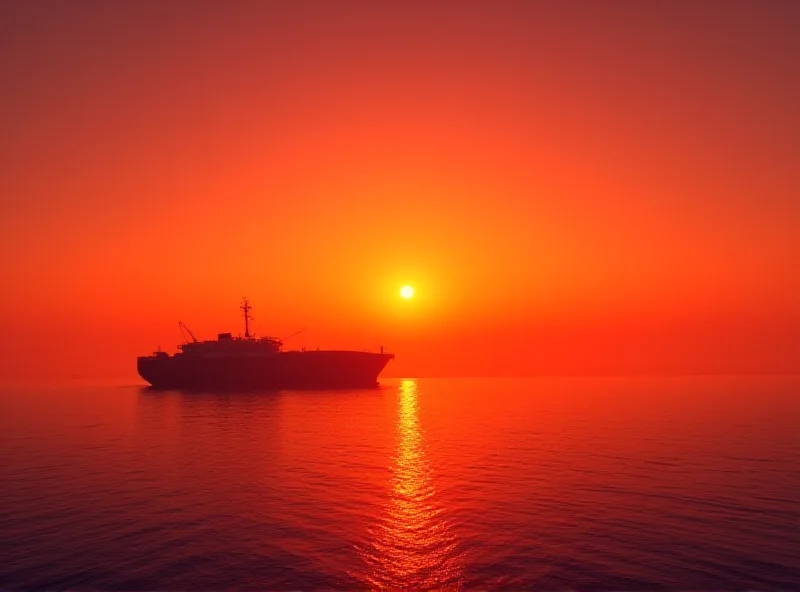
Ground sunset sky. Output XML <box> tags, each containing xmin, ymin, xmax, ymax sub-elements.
<box><xmin>2</xmin><ymin>0</ymin><xmax>798</xmax><ymax>380</ymax></box>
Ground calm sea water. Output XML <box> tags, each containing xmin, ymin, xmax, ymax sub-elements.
<box><xmin>0</xmin><ymin>376</ymin><xmax>798</xmax><ymax>590</ymax></box>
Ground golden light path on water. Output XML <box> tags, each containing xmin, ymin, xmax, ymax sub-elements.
<box><xmin>358</xmin><ymin>379</ymin><xmax>463</xmax><ymax>590</ymax></box>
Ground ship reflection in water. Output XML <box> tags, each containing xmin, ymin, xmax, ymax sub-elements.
<box><xmin>358</xmin><ymin>379</ymin><xmax>464</xmax><ymax>589</ymax></box>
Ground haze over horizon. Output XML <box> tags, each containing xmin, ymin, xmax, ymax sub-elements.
<box><xmin>2</xmin><ymin>0</ymin><xmax>798</xmax><ymax>381</ymax></box>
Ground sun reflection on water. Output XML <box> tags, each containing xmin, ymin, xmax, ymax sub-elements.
<box><xmin>358</xmin><ymin>379</ymin><xmax>463</xmax><ymax>590</ymax></box>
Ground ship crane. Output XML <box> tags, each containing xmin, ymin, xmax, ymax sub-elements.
<box><xmin>178</xmin><ymin>321</ymin><xmax>199</xmax><ymax>343</ymax></box>
<box><xmin>281</xmin><ymin>328</ymin><xmax>306</xmax><ymax>342</ymax></box>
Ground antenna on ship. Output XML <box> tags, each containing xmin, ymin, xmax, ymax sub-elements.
<box><xmin>241</xmin><ymin>297</ymin><xmax>252</xmax><ymax>339</ymax></box>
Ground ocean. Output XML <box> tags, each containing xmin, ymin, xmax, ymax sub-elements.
<box><xmin>0</xmin><ymin>376</ymin><xmax>798</xmax><ymax>589</ymax></box>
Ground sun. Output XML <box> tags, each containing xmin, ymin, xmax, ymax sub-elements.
<box><xmin>400</xmin><ymin>285</ymin><xmax>415</xmax><ymax>299</ymax></box>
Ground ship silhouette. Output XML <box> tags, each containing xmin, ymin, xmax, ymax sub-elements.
<box><xmin>137</xmin><ymin>299</ymin><xmax>394</xmax><ymax>390</ymax></box>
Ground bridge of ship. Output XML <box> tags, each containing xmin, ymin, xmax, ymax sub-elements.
<box><xmin>178</xmin><ymin>332</ymin><xmax>283</xmax><ymax>356</ymax></box>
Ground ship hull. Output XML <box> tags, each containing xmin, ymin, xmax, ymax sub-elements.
<box><xmin>137</xmin><ymin>350</ymin><xmax>394</xmax><ymax>390</ymax></box>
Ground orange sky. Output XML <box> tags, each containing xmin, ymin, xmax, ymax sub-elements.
<box><xmin>1</xmin><ymin>1</ymin><xmax>798</xmax><ymax>380</ymax></box>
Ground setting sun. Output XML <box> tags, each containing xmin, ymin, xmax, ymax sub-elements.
<box><xmin>400</xmin><ymin>286</ymin><xmax>415</xmax><ymax>299</ymax></box>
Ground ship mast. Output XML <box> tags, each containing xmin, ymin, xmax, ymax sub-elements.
<box><xmin>241</xmin><ymin>297</ymin><xmax>252</xmax><ymax>339</ymax></box>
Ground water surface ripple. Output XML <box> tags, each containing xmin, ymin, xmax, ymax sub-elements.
<box><xmin>0</xmin><ymin>376</ymin><xmax>798</xmax><ymax>589</ymax></box>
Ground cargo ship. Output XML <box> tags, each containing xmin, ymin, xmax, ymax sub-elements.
<box><xmin>137</xmin><ymin>299</ymin><xmax>394</xmax><ymax>390</ymax></box>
